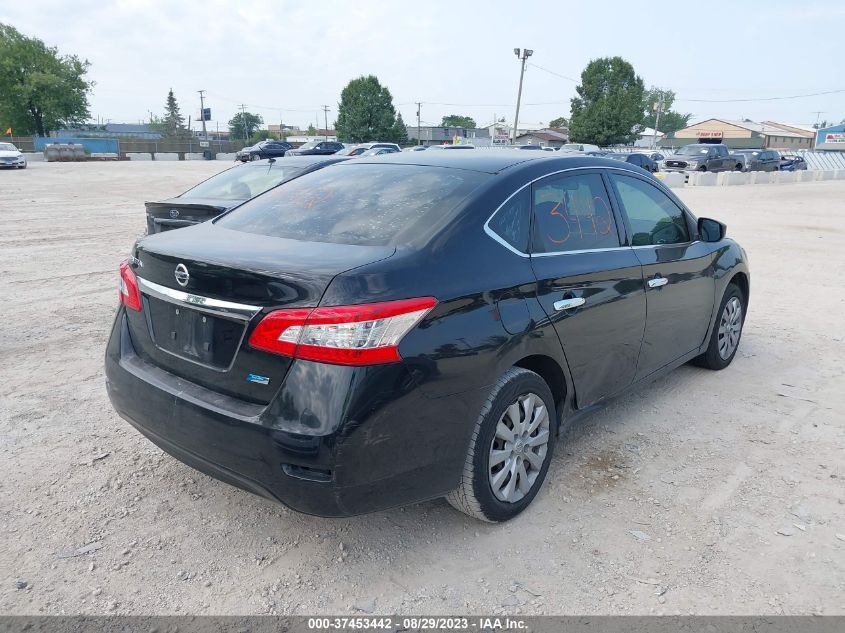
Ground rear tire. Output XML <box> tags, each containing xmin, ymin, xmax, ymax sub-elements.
<box><xmin>693</xmin><ymin>283</ymin><xmax>745</xmax><ymax>370</ymax></box>
<box><xmin>446</xmin><ymin>368</ymin><xmax>557</xmax><ymax>522</ymax></box>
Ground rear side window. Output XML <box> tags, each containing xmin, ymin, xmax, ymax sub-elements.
<box><xmin>609</xmin><ymin>174</ymin><xmax>690</xmax><ymax>246</ymax></box>
<box><xmin>531</xmin><ymin>173</ymin><xmax>620</xmax><ymax>253</ymax></box>
<box><xmin>488</xmin><ymin>188</ymin><xmax>530</xmax><ymax>253</ymax></box>
<box><xmin>217</xmin><ymin>164</ymin><xmax>487</xmax><ymax>246</ymax></box>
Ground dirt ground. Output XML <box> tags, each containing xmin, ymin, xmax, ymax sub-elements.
<box><xmin>1</xmin><ymin>161</ymin><xmax>843</xmax><ymax>616</ymax></box>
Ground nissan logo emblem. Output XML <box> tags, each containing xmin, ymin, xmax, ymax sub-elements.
<box><xmin>169</xmin><ymin>208</ymin><xmax>180</xmax><ymax>219</ymax></box>
<box><xmin>174</xmin><ymin>263</ymin><xmax>190</xmax><ymax>287</ymax></box>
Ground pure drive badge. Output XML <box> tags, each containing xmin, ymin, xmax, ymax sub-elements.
<box><xmin>247</xmin><ymin>373</ymin><xmax>270</xmax><ymax>385</ymax></box>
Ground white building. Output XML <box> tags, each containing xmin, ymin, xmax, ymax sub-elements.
<box><xmin>633</xmin><ymin>127</ymin><xmax>664</xmax><ymax>148</ymax></box>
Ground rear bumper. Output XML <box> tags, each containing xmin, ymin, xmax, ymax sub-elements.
<box><xmin>105</xmin><ymin>312</ymin><xmax>483</xmax><ymax>516</ymax></box>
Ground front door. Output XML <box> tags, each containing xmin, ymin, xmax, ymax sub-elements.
<box><xmin>607</xmin><ymin>173</ymin><xmax>716</xmax><ymax>379</ymax></box>
<box><xmin>529</xmin><ymin>170</ymin><xmax>647</xmax><ymax>408</ymax></box>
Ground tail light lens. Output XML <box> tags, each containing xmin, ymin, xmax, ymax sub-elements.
<box><xmin>249</xmin><ymin>297</ymin><xmax>437</xmax><ymax>366</ymax></box>
<box><xmin>119</xmin><ymin>260</ymin><xmax>142</xmax><ymax>312</ymax></box>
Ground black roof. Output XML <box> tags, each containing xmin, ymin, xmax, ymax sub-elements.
<box><xmin>340</xmin><ymin>149</ymin><xmax>648</xmax><ymax>176</ymax></box>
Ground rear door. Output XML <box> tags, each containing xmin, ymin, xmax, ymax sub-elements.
<box><xmin>607</xmin><ymin>173</ymin><xmax>716</xmax><ymax>379</ymax></box>
<box><xmin>529</xmin><ymin>170</ymin><xmax>647</xmax><ymax>407</ymax></box>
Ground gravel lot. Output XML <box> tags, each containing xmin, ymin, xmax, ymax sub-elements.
<box><xmin>1</xmin><ymin>161</ymin><xmax>844</xmax><ymax>616</ymax></box>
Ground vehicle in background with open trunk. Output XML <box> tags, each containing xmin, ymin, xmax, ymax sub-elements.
<box><xmin>144</xmin><ymin>155</ymin><xmax>348</xmax><ymax>234</ymax></box>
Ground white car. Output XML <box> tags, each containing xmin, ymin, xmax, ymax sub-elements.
<box><xmin>558</xmin><ymin>143</ymin><xmax>601</xmax><ymax>154</ymax></box>
<box><xmin>0</xmin><ymin>142</ymin><xmax>26</xmax><ymax>169</ymax></box>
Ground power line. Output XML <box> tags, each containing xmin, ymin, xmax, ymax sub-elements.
<box><xmin>527</xmin><ymin>62</ymin><xmax>578</xmax><ymax>83</ymax></box>
<box><xmin>676</xmin><ymin>88</ymin><xmax>845</xmax><ymax>103</ymax></box>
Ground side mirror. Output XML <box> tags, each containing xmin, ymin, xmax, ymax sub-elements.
<box><xmin>698</xmin><ymin>217</ymin><xmax>726</xmax><ymax>242</ymax></box>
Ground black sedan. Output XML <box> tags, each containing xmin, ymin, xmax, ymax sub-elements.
<box><xmin>608</xmin><ymin>152</ymin><xmax>658</xmax><ymax>172</ymax></box>
<box><xmin>237</xmin><ymin>140</ymin><xmax>293</xmax><ymax>162</ymax></box>
<box><xmin>287</xmin><ymin>140</ymin><xmax>344</xmax><ymax>156</ymax></box>
<box><xmin>144</xmin><ymin>156</ymin><xmax>347</xmax><ymax>234</ymax></box>
<box><xmin>108</xmin><ymin>152</ymin><xmax>749</xmax><ymax>521</ymax></box>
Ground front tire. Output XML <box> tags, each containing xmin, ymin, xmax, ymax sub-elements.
<box><xmin>446</xmin><ymin>368</ymin><xmax>557</xmax><ymax>522</ymax></box>
<box><xmin>693</xmin><ymin>283</ymin><xmax>745</xmax><ymax>370</ymax></box>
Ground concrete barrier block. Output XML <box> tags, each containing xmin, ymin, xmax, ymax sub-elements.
<box><xmin>748</xmin><ymin>172</ymin><xmax>771</xmax><ymax>184</ymax></box>
<box><xmin>718</xmin><ymin>171</ymin><xmax>747</xmax><ymax>186</ymax></box>
<box><xmin>776</xmin><ymin>172</ymin><xmax>796</xmax><ymax>184</ymax></box>
<box><xmin>661</xmin><ymin>172</ymin><xmax>685</xmax><ymax>188</ymax></box>
<box><xmin>154</xmin><ymin>153</ymin><xmax>179</xmax><ymax>161</ymax></box>
<box><xmin>690</xmin><ymin>172</ymin><xmax>717</xmax><ymax>186</ymax></box>
<box><xmin>184</xmin><ymin>152</ymin><xmax>205</xmax><ymax>160</ymax></box>
<box><xmin>834</xmin><ymin>169</ymin><xmax>845</xmax><ymax>180</ymax></box>
<box><xmin>127</xmin><ymin>152</ymin><xmax>152</xmax><ymax>161</ymax></box>
<box><xmin>814</xmin><ymin>170</ymin><xmax>834</xmax><ymax>181</ymax></box>
<box><xmin>798</xmin><ymin>170</ymin><xmax>815</xmax><ymax>182</ymax></box>
<box><xmin>216</xmin><ymin>153</ymin><xmax>237</xmax><ymax>161</ymax></box>
<box><xmin>22</xmin><ymin>152</ymin><xmax>44</xmax><ymax>162</ymax></box>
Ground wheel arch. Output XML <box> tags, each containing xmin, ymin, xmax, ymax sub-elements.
<box><xmin>512</xmin><ymin>354</ymin><xmax>567</xmax><ymax>414</ymax></box>
<box><xmin>729</xmin><ymin>271</ymin><xmax>750</xmax><ymax>307</ymax></box>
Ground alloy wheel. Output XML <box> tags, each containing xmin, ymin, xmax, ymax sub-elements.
<box><xmin>488</xmin><ymin>392</ymin><xmax>550</xmax><ymax>503</ymax></box>
<box><xmin>717</xmin><ymin>296</ymin><xmax>743</xmax><ymax>360</ymax></box>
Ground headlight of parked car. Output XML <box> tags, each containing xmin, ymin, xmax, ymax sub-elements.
<box><xmin>687</xmin><ymin>161</ymin><xmax>699</xmax><ymax>168</ymax></box>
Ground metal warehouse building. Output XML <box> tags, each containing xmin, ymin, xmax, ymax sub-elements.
<box><xmin>815</xmin><ymin>123</ymin><xmax>845</xmax><ymax>151</ymax></box>
<box><xmin>661</xmin><ymin>118</ymin><xmax>815</xmax><ymax>150</ymax></box>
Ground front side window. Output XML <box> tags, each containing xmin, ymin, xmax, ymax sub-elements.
<box><xmin>531</xmin><ymin>173</ymin><xmax>620</xmax><ymax>253</ymax></box>
<box><xmin>488</xmin><ymin>188</ymin><xmax>530</xmax><ymax>252</ymax></box>
<box><xmin>610</xmin><ymin>175</ymin><xmax>690</xmax><ymax>246</ymax></box>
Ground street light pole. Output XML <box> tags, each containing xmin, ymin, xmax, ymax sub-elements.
<box><xmin>416</xmin><ymin>102</ymin><xmax>422</xmax><ymax>146</ymax></box>
<box><xmin>321</xmin><ymin>105</ymin><xmax>330</xmax><ymax>140</ymax></box>
<box><xmin>198</xmin><ymin>90</ymin><xmax>207</xmax><ymax>139</ymax></box>
<box><xmin>512</xmin><ymin>48</ymin><xmax>533</xmax><ymax>144</ymax></box>
<box><xmin>652</xmin><ymin>89</ymin><xmax>663</xmax><ymax>150</ymax></box>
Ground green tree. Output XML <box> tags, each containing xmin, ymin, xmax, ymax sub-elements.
<box><xmin>0</xmin><ymin>23</ymin><xmax>93</xmax><ymax>136</ymax></box>
<box><xmin>549</xmin><ymin>116</ymin><xmax>569</xmax><ymax>128</ymax></box>
<box><xmin>568</xmin><ymin>57</ymin><xmax>645</xmax><ymax>146</ymax></box>
<box><xmin>440</xmin><ymin>114</ymin><xmax>476</xmax><ymax>128</ymax></box>
<box><xmin>642</xmin><ymin>87</ymin><xmax>691</xmax><ymax>135</ymax></box>
<box><xmin>392</xmin><ymin>112</ymin><xmax>408</xmax><ymax>145</ymax></box>
<box><xmin>248</xmin><ymin>129</ymin><xmax>271</xmax><ymax>144</ymax></box>
<box><xmin>228</xmin><ymin>111</ymin><xmax>263</xmax><ymax>140</ymax></box>
<box><xmin>161</xmin><ymin>88</ymin><xmax>187</xmax><ymax>137</ymax></box>
<box><xmin>306</xmin><ymin>124</ymin><xmax>318</xmax><ymax>136</ymax></box>
<box><xmin>335</xmin><ymin>75</ymin><xmax>398</xmax><ymax>142</ymax></box>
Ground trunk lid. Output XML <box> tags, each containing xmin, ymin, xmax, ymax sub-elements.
<box><xmin>126</xmin><ymin>222</ymin><xmax>395</xmax><ymax>403</ymax></box>
<box><xmin>145</xmin><ymin>197</ymin><xmax>236</xmax><ymax>234</ymax></box>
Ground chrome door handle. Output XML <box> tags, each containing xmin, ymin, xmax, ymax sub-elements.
<box><xmin>554</xmin><ymin>297</ymin><xmax>586</xmax><ymax>311</ymax></box>
<box><xmin>647</xmin><ymin>276</ymin><xmax>668</xmax><ymax>289</ymax></box>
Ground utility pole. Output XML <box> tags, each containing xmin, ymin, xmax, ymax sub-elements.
<box><xmin>238</xmin><ymin>104</ymin><xmax>247</xmax><ymax>141</ymax></box>
<box><xmin>416</xmin><ymin>102</ymin><xmax>422</xmax><ymax>146</ymax></box>
<box><xmin>812</xmin><ymin>111</ymin><xmax>825</xmax><ymax>128</ymax></box>
<box><xmin>321</xmin><ymin>105</ymin><xmax>330</xmax><ymax>140</ymax></box>
<box><xmin>197</xmin><ymin>90</ymin><xmax>207</xmax><ymax>139</ymax></box>
<box><xmin>652</xmin><ymin>90</ymin><xmax>664</xmax><ymax>150</ymax></box>
<box><xmin>512</xmin><ymin>48</ymin><xmax>533</xmax><ymax>144</ymax></box>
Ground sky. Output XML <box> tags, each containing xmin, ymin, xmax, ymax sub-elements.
<box><xmin>3</xmin><ymin>0</ymin><xmax>844</xmax><ymax>133</ymax></box>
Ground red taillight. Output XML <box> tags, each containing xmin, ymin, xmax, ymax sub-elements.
<box><xmin>249</xmin><ymin>297</ymin><xmax>437</xmax><ymax>366</ymax></box>
<box><xmin>119</xmin><ymin>260</ymin><xmax>142</xmax><ymax>312</ymax></box>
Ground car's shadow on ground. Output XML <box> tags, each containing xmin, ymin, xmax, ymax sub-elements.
<box><xmin>152</xmin><ymin>353</ymin><xmax>748</xmax><ymax>558</ymax></box>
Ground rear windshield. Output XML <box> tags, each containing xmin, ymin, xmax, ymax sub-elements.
<box><xmin>181</xmin><ymin>163</ymin><xmax>305</xmax><ymax>201</ymax></box>
<box><xmin>216</xmin><ymin>163</ymin><xmax>488</xmax><ymax>246</ymax></box>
